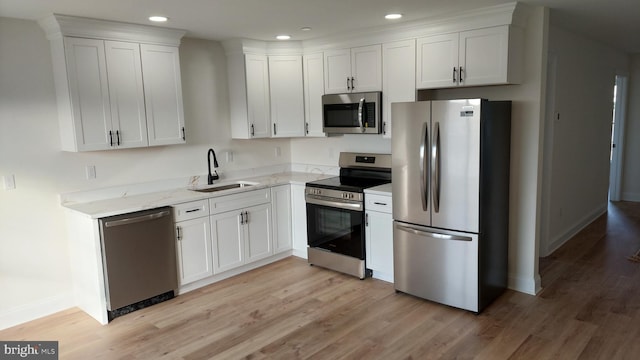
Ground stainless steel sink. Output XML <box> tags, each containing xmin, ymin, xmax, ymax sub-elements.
<box><xmin>190</xmin><ymin>182</ymin><xmax>255</xmax><ymax>193</ymax></box>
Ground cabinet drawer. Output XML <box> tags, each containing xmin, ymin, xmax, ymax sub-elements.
<box><xmin>365</xmin><ymin>194</ymin><xmax>392</xmax><ymax>213</ymax></box>
<box><xmin>174</xmin><ymin>200</ymin><xmax>209</xmax><ymax>222</ymax></box>
<box><xmin>209</xmin><ymin>188</ymin><xmax>271</xmax><ymax>214</ymax></box>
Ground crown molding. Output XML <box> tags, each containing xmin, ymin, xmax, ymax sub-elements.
<box><xmin>38</xmin><ymin>14</ymin><xmax>186</xmax><ymax>46</ymax></box>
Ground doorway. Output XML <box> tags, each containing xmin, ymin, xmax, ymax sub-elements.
<box><xmin>609</xmin><ymin>74</ymin><xmax>628</xmax><ymax>201</ymax></box>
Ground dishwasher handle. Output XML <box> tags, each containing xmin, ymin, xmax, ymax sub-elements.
<box><xmin>104</xmin><ymin>210</ymin><xmax>171</xmax><ymax>228</ymax></box>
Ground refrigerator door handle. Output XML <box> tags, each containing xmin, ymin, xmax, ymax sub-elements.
<box><xmin>419</xmin><ymin>122</ymin><xmax>429</xmax><ymax>211</ymax></box>
<box><xmin>432</xmin><ymin>121</ymin><xmax>441</xmax><ymax>213</ymax></box>
<box><xmin>396</xmin><ymin>223</ymin><xmax>472</xmax><ymax>241</ymax></box>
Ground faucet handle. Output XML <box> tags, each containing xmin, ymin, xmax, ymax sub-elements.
<box><xmin>212</xmin><ymin>170</ymin><xmax>220</xmax><ymax>181</ymax></box>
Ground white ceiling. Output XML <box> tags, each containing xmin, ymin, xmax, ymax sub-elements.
<box><xmin>0</xmin><ymin>0</ymin><xmax>639</xmax><ymax>53</ymax></box>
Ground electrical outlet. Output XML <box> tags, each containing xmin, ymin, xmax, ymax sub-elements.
<box><xmin>226</xmin><ymin>151</ymin><xmax>234</xmax><ymax>163</ymax></box>
<box><xmin>3</xmin><ymin>175</ymin><xmax>16</xmax><ymax>190</ymax></box>
<box><xmin>275</xmin><ymin>147</ymin><xmax>281</xmax><ymax>157</ymax></box>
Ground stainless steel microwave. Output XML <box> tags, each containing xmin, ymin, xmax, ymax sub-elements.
<box><xmin>322</xmin><ymin>92</ymin><xmax>382</xmax><ymax>134</ymax></box>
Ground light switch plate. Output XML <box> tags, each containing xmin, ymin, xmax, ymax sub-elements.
<box><xmin>85</xmin><ymin>165</ymin><xmax>96</xmax><ymax>180</ymax></box>
<box><xmin>3</xmin><ymin>175</ymin><xmax>16</xmax><ymax>190</ymax></box>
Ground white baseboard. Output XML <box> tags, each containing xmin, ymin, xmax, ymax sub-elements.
<box><xmin>0</xmin><ymin>292</ymin><xmax>74</xmax><ymax>331</ymax></box>
<box><xmin>542</xmin><ymin>203</ymin><xmax>607</xmax><ymax>257</ymax></box>
<box><xmin>291</xmin><ymin>249</ymin><xmax>308</xmax><ymax>259</ymax></box>
<box><xmin>508</xmin><ymin>272</ymin><xmax>541</xmax><ymax>295</ymax></box>
<box><xmin>622</xmin><ymin>192</ymin><xmax>640</xmax><ymax>202</ymax></box>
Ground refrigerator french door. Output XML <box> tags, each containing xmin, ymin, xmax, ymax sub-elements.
<box><xmin>391</xmin><ymin>99</ymin><xmax>511</xmax><ymax>313</ymax></box>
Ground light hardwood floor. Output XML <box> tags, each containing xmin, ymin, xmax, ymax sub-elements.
<box><xmin>2</xmin><ymin>201</ymin><xmax>640</xmax><ymax>359</ymax></box>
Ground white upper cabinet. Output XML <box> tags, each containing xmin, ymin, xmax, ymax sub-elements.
<box><xmin>224</xmin><ymin>40</ymin><xmax>322</xmax><ymax>139</ymax></box>
<box><xmin>382</xmin><ymin>39</ymin><xmax>416</xmax><ymax>139</ymax></box>
<box><xmin>141</xmin><ymin>44</ymin><xmax>186</xmax><ymax>146</ymax></box>
<box><xmin>62</xmin><ymin>37</ymin><xmax>112</xmax><ymax>151</ymax></box>
<box><xmin>324</xmin><ymin>44</ymin><xmax>381</xmax><ymax>94</ymax></box>
<box><xmin>226</xmin><ymin>50</ymin><xmax>272</xmax><ymax>139</ymax></box>
<box><xmin>245</xmin><ymin>54</ymin><xmax>272</xmax><ymax>138</ymax></box>
<box><xmin>416</xmin><ymin>33</ymin><xmax>460</xmax><ymax>89</ymax></box>
<box><xmin>269</xmin><ymin>55</ymin><xmax>305</xmax><ymax>137</ymax></box>
<box><xmin>417</xmin><ymin>25</ymin><xmax>522</xmax><ymax>89</ymax></box>
<box><xmin>104</xmin><ymin>41</ymin><xmax>148</xmax><ymax>148</ymax></box>
<box><xmin>39</xmin><ymin>15</ymin><xmax>186</xmax><ymax>152</ymax></box>
<box><xmin>303</xmin><ymin>53</ymin><xmax>325</xmax><ymax>137</ymax></box>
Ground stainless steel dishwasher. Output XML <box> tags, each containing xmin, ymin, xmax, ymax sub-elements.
<box><xmin>99</xmin><ymin>206</ymin><xmax>178</xmax><ymax>321</ymax></box>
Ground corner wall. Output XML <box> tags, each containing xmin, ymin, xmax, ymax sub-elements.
<box><xmin>621</xmin><ymin>55</ymin><xmax>640</xmax><ymax>201</ymax></box>
<box><xmin>541</xmin><ymin>25</ymin><xmax>630</xmax><ymax>256</ymax></box>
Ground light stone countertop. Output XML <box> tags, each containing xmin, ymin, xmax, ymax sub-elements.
<box><xmin>364</xmin><ymin>183</ymin><xmax>392</xmax><ymax>196</ymax></box>
<box><xmin>62</xmin><ymin>172</ymin><xmax>332</xmax><ymax>219</ymax></box>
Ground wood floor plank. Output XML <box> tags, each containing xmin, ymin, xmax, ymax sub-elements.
<box><xmin>2</xmin><ymin>201</ymin><xmax>640</xmax><ymax>359</ymax></box>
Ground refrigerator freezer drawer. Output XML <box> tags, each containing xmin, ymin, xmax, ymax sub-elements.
<box><xmin>393</xmin><ymin>221</ymin><xmax>479</xmax><ymax>312</ymax></box>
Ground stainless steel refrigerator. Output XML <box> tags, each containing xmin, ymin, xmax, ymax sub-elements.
<box><xmin>391</xmin><ymin>99</ymin><xmax>511</xmax><ymax>313</ymax></box>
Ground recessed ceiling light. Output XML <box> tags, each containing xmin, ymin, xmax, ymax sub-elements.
<box><xmin>301</xmin><ymin>27</ymin><xmax>312</xmax><ymax>31</ymax></box>
<box><xmin>149</xmin><ymin>16</ymin><xmax>168</xmax><ymax>22</ymax></box>
<box><xmin>276</xmin><ymin>35</ymin><xmax>291</xmax><ymax>40</ymax></box>
<box><xmin>385</xmin><ymin>13</ymin><xmax>403</xmax><ymax>20</ymax></box>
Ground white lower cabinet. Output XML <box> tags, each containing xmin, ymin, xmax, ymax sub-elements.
<box><xmin>173</xmin><ymin>188</ymin><xmax>276</xmax><ymax>290</ymax></box>
<box><xmin>176</xmin><ymin>217</ymin><xmax>213</xmax><ymax>285</ymax></box>
<box><xmin>210</xmin><ymin>189</ymin><xmax>273</xmax><ymax>273</ymax></box>
<box><xmin>210</xmin><ymin>210</ymin><xmax>244</xmax><ymax>273</ymax></box>
<box><xmin>271</xmin><ymin>185</ymin><xmax>293</xmax><ymax>254</ymax></box>
<box><xmin>174</xmin><ymin>200</ymin><xmax>213</xmax><ymax>286</ymax></box>
<box><xmin>364</xmin><ymin>192</ymin><xmax>394</xmax><ymax>282</ymax></box>
<box><xmin>290</xmin><ymin>183</ymin><xmax>308</xmax><ymax>259</ymax></box>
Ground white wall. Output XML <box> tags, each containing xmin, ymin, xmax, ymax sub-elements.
<box><xmin>621</xmin><ymin>55</ymin><xmax>640</xmax><ymax>201</ymax></box>
<box><xmin>0</xmin><ymin>17</ymin><xmax>290</xmax><ymax>329</ymax></box>
<box><xmin>540</xmin><ymin>25</ymin><xmax>630</xmax><ymax>256</ymax></box>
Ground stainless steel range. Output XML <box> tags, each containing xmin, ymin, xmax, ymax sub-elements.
<box><xmin>305</xmin><ymin>152</ymin><xmax>391</xmax><ymax>279</ymax></box>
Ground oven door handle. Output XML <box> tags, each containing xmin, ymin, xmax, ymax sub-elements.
<box><xmin>306</xmin><ymin>195</ymin><xmax>363</xmax><ymax>212</ymax></box>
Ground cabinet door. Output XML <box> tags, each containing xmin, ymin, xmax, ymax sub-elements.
<box><xmin>269</xmin><ymin>56</ymin><xmax>305</xmax><ymax>137</ymax></box>
<box><xmin>140</xmin><ymin>44</ymin><xmax>186</xmax><ymax>146</ymax></box>
<box><xmin>416</xmin><ymin>33</ymin><xmax>459</xmax><ymax>89</ymax></box>
<box><xmin>64</xmin><ymin>37</ymin><xmax>111</xmax><ymax>151</ymax></box>
<box><xmin>459</xmin><ymin>26</ymin><xmax>510</xmax><ymax>86</ymax></box>
<box><xmin>365</xmin><ymin>210</ymin><xmax>394</xmax><ymax>282</ymax></box>
<box><xmin>104</xmin><ymin>41</ymin><xmax>148</xmax><ymax>148</ymax></box>
<box><xmin>324</xmin><ymin>48</ymin><xmax>351</xmax><ymax>94</ymax></box>
<box><xmin>245</xmin><ymin>54</ymin><xmax>271</xmax><ymax>138</ymax></box>
<box><xmin>382</xmin><ymin>40</ymin><xmax>416</xmax><ymax>139</ymax></box>
<box><xmin>176</xmin><ymin>217</ymin><xmax>213</xmax><ymax>286</ymax></box>
<box><xmin>211</xmin><ymin>210</ymin><xmax>244</xmax><ymax>273</ymax></box>
<box><xmin>303</xmin><ymin>53</ymin><xmax>325</xmax><ymax>137</ymax></box>
<box><xmin>244</xmin><ymin>203</ymin><xmax>273</xmax><ymax>263</ymax></box>
<box><xmin>290</xmin><ymin>184</ymin><xmax>308</xmax><ymax>259</ymax></box>
<box><xmin>350</xmin><ymin>44</ymin><xmax>382</xmax><ymax>92</ymax></box>
<box><xmin>271</xmin><ymin>185</ymin><xmax>292</xmax><ymax>254</ymax></box>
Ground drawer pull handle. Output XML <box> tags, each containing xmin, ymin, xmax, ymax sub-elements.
<box><xmin>373</xmin><ymin>202</ymin><xmax>388</xmax><ymax>206</ymax></box>
<box><xmin>185</xmin><ymin>208</ymin><xmax>201</xmax><ymax>213</ymax></box>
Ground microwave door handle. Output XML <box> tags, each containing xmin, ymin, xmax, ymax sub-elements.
<box><xmin>358</xmin><ymin>97</ymin><xmax>365</xmax><ymax>133</ymax></box>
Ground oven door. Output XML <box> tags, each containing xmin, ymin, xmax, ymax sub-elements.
<box><xmin>306</xmin><ymin>195</ymin><xmax>365</xmax><ymax>259</ymax></box>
